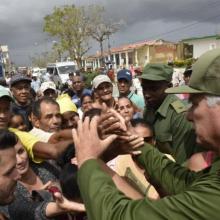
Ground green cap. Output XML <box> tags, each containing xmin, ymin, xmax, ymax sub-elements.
<box><xmin>0</xmin><ymin>86</ymin><xmax>13</xmax><ymax>101</ymax></box>
<box><xmin>139</xmin><ymin>63</ymin><xmax>173</xmax><ymax>82</ymax></box>
<box><xmin>166</xmin><ymin>49</ymin><xmax>220</xmax><ymax>95</ymax></box>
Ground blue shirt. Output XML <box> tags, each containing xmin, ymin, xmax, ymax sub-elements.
<box><xmin>127</xmin><ymin>92</ymin><xmax>145</xmax><ymax>111</ymax></box>
<box><xmin>71</xmin><ymin>88</ymin><xmax>91</xmax><ymax>108</ymax></box>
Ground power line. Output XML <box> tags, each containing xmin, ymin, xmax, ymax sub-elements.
<box><xmin>132</xmin><ymin>0</ymin><xmax>220</xmax><ymax>42</ymax></box>
<box><xmin>147</xmin><ymin>12</ymin><xmax>220</xmax><ymax>39</ymax></box>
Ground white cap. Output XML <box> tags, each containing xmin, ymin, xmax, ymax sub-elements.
<box><xmin>92</xmin><ymin>75</ymin><xmax>112</xmax><ymax>89</ymax></box>
<box><xmin>40</xmin><ymin>81</ymin><xmax>56</xmax><ymax>93</ymax></box>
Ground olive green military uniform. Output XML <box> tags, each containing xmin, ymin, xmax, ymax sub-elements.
<box><xmin>140</xmin><ymin>63</ymin><xmax>198</xmax><ymax>164</ymax></box>
<box><xmin>144</xmin><ymin>94</ymin><xmax>197</xmax><ymax>164</ymax></box>
<box><xmin>78</xmin><ymin>144</ymin><xmax>220</xmax><ymax>220</ymax></box>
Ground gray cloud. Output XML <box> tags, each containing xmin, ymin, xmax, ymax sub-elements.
<box><xmin>0</xmin><ymin>0</ymin><xmax>219</xmax><ymax>65</ymax></box>
<box><xmin>104</xmin><ymin>0</ymin><xmax>220</xmax><ymax>25</ymax></box>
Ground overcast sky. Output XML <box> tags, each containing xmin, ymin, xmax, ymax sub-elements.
<box><xmin>1</xmin><ymin>0</ymin><xmax>220</xmax><ymax>66</ymax></box>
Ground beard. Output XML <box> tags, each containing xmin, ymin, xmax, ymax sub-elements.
<box><xmin>0</xmin><ymin>182</ymin><xmax>17</xmax><ymax>205</ymax></box>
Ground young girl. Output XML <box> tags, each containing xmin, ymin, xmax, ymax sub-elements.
<box><xmin>9</xmin><ymin>113</ymin><xmax>27</xmax><ymax>131</ymax></box>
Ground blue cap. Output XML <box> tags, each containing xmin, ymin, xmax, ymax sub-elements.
<box><xmin>117</xmin><ymin>69</ymin><xmax>132</xmax><ymax>82</ymax></box>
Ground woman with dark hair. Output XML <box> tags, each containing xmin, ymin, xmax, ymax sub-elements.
<box><xmin>1</xmin><ymin>139</ymin><xmax>85</xmax><ymax>220</ymax></box>
<box><xmin>60</xmin><ymin>163</ymin><xmax>87</xmax><ymax>220</ymax></box>
<box><xmin>9</xmin><ymin>113</ymin><xmax>28</xmax><ymax>131</ymax></box>
<box><xmin>78</xmin><ymin>93</ymin><xmax>93</xmax><ymax>119</ymax></box>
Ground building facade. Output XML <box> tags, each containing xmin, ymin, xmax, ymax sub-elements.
<box><xmin>82</xmin><ymin>39</ymin><xmax>190</xmax><ymax>70</ymax></box>
<box><xmin>182</xmin><ymin>35</ymin><xmax>220</xmax><ymax>58</ymax></box>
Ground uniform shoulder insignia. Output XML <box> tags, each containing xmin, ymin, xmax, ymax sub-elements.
<box><xmin>170</xmin><ymin>100</ymin><xmax>187</xmax><ymax>113</ymax></box>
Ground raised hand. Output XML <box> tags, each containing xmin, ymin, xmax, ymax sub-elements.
<box><xmin>72</xmin><ymin>116</ymin><xmax>118</xmax><ymax>168</ymax></box>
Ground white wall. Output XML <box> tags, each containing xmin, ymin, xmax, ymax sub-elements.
<box><xmin>184</xmin><ymin>38</ymin><xmax>220</xmax><ymax>58</ymax></box>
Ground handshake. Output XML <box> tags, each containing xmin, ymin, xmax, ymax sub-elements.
<box><xmin>72</xmin><ymin>108</ymin><xmax>145</xmax><ymax>168</ymax></box>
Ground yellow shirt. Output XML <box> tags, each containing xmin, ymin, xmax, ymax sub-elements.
<box><xmin>9</xmin><ymin>128</ymin><xmax>42</xmax><ymax>163</ymax></box>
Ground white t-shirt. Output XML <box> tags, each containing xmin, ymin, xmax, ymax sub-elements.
<box><xmin>29</xmin><ymin>127</ymin><xmax>53</xmax><ymax>143</ymax></box>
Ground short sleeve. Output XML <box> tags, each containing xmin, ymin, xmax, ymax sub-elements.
<box><xmin>9</xmin><ymin>128</ymin><xmax>43</xmax><ymax>163</ymax></box>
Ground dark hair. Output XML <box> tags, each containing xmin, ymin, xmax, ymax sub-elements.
<box><xmin>10</xmin><ymin>112</ymin><xmax>25</xmax><ymax>119</ymax></box>
<box><xmin>80</xmin><ymin>93</ymin><xmax>92</xmax><ymax>104</ymax></box>
<box><xmin>82</xmin><ymin>108</ymin><xmax>102</xmax><ymax>121</ymax></box>
<box><xmin>56</xmin><ymin>143</ymin><xmax>75</xmax><ymax>168</ymax></box>
<box><xmin>60</xmin><ymin>83</ymin><xmax>69</xmax><ymax>93</ymax></box>
<box><xmin>68</xmin><ymin>72</ymin><xmax>74</xmax><ymax>77</ymax></box>
<box><xmin>9</xmin><ymin>112</ymin><xmax>26</xmax><ymax>125</ymax></box>
<box><xmin>32</xmin><ymin>97</ymin><xmax>59</xmax><ymax>119</ymax></box>
<box><xmin>0</xmin><ymin>129</ymin><xmax>18</xmax><ymax>150</ymax></box>
<box><xmin>183</xmin><ymin>68</ymin><xmax>192</xmax><ymax>78</ymax></box>
<box><xmin>130</xmin><ymin>118</ymin><xmax>154</xmax><ymax>136</ymax></box>
<box><xmin>72</xmin><ymin>71</ymin><xmax>85</xmax><ymax>82</ymax></box>
<box><xmin>0</xmin><ymin>77</ymin><xmax>7</xmax><ymax>87</ymax></box>
<box><xmin>60</xmin><ymin>84</ymin><xmax>75</xmax><ymax>97</ymax></box>
<box><xmin>30</xmin><ymin>88</ymin><xmax>36</xmax><ymax>100</ymax></box>
<box><xmin>59</xmin><ymin>163</ymin><xmax>81</xmax><ymax>201</ymax></box>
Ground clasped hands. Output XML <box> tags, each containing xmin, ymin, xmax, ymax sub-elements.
<box><xmin>72</xmin><ymin>109</ymin><xmax>144</xmax><ymax>168</ymax></box>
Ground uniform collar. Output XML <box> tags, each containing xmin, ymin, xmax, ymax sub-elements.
<box><xmin>156</xmin><ymin>94</ymin><xmax>175</xmax><ymax>117</ymax></box>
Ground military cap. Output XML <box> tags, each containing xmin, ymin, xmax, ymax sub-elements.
<box><xmin>139</xmin><ymin>63</ymin><xmax>173</xmax><ymax>82</ymax></box>
<box><xmin>166</xmin><ymin>49</ymin><xmax>220</xmax><ymax>95</ymax></box>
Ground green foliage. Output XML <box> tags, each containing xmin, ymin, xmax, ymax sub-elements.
<box><xmin>43</xmin><ymin>5</ymin><xmax>91</xmax><ymax>67</ymax></box>
<box><xmin>43</xmin><ymin>4</ymin><xmax>121</xmax><ymax>68</ymax></box>
<box><xmin>87</xmin><ymin>5</ymin><xmax>121</xmax><ymax>64</ymax></box>
<box><xmin>31</xmin><ymin>50</ymin><xmax>60</xmax><ymax>68</ymax></box>
<box><xmin>82</xmin><ymin>71</ymin><xmax>99</xmax><ymax>89</ymax></box>
<box><xmin>173</xmin><ymin>58</ymin><xmax>195</xmax><ymax>67</ymax></box>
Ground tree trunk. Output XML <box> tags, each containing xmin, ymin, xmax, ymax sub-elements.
<box><xmin>100</xmin><ymin>40</ymin><xmax>104</xmax><ymax>67</ymax></box>
<box><xmin>76</xmin><ymin>57</ymin><xmax>82</xmax><ymax>69</ymax></box>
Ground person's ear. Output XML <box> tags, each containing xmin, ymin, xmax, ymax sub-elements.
<box><xmin>34</xmin><ymin>119</ymin><xmax>40</xmax><ymax>128</ymax></box>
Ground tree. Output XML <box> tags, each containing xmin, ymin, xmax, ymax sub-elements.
<box><xmin>87</xmin><ymin>5</ymin><xmax>121</xmax><ymax>66</ymax></box>
<box><xmin>30</xmin><ymin>50</ymin><xmax>60</xmax><ymax>67</ymax></box>
<box><xmin>43</xmin><ymin>5</ymin><xmax>91</xmax><ymax>67</ymax></box>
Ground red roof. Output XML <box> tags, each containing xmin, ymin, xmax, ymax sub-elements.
<box><xmin>87</xmin><ymin>39</ymin><xmax>175</xmax><ymax>58</ymax></box>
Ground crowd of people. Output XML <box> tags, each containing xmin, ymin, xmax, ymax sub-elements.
<box><xmin>0</xmin><ymin>48</ymin><xmax>219</xmax><ymax>219</ymax></box>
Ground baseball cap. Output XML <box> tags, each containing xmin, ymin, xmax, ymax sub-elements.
<box><xmin>10</xmin><ymin>74</ymin><xmax>32</xmax><ymax>87</ymax></box>
<box><xmin>40</xmin><ymin>82</ymin><xmax>56</xmax><ymax>94</ymax></box>
<box><xmin>0</xmin><ymin>85</ymin><xmax>13</xmax><ymax>101</ymax></box>
<box><xmin>92</xmin><ymin>75</ymin><xmax>112</xmax><ymax>89</ymax></box>
<box><xmin>117</xmin><ymin>69</ymin><xmax>132</xmax><ymax>82</ymax></box>
<box><xmin>139</xmin><ymin>63</ymin><xmax>173</xmax><ymax>82</ymax></box>
<box><xmin>166</xmin><ymin>49</ymin><xmax>220</xmax><ymax>95</ymax></box>
<box><xmin>56</xmin><ymin>94</ymin><xmax>77</xmax><ymax>114</ymax></box>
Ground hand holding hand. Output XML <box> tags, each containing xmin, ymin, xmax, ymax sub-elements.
<box><xmin>72</xmin><ymin>116</ymin><xmax>118</xmax><ymax>167</ymax></box>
